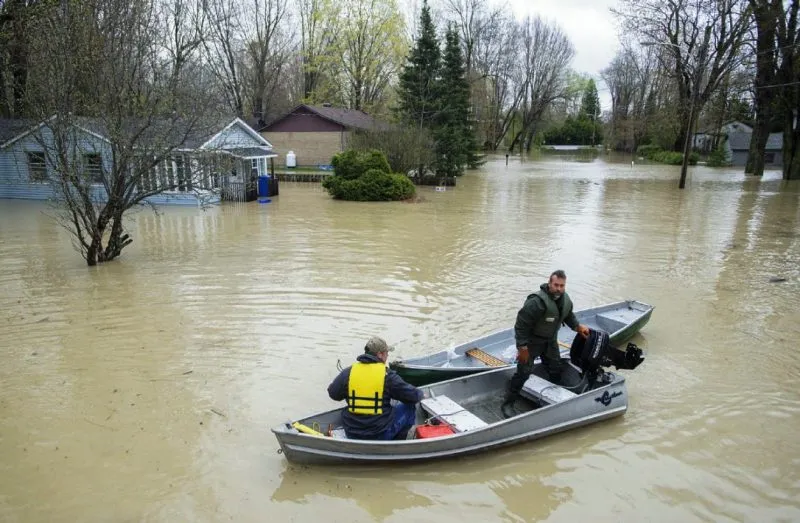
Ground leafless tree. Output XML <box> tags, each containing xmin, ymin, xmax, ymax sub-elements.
<box><xmin>23</xmin><ymin>0</ymin><xmax>224</xmax><ymax>266</ymax></box>
<box><xmin>441</xmin><ymin>0</ymin><xmax>505</xmax><ymax>78</ymax></box>
<box><xmin>202</xmin><ymin>0</ymin><xmax>246</xmax><ymax>116</ymax></box>
<box><xmin>243</xmin><ymin>0</ymin><xmax>292</xmax><ymax>121</ymax></box>
<box><xmin>602</xmin><ymin>43</ymin><xmax>673</xmax><ymax>151</ymax></box>
<box><xmin>157</xmin><ymin>0</ymin><xmax>208</xmax><ymax>85</ymax></box>
<box><xmin>508</xmin><ymin>15</ymin><xmax>575</xmax><ymax>153</ymax></box>
<box><xmin>614</xmin><ymin>0</ymin><xmax>751</xmax><ymax>152</ymax></box>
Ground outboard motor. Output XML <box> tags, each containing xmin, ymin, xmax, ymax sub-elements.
<box><xmin>570</xmin><ymin>328</ymin><xmax>645</xmax><ymax>378</ymax></box>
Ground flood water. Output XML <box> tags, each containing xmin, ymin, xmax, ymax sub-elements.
<box><xmin>1</xmin><ymin>154</ymin><xmax>798</xmax><ymax>522</ymax></box>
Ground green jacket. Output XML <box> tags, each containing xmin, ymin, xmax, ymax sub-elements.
<box><xmin>514</xmin><ymin>283</ymin><xmax>579</xmax><ymax>347</ymax></box>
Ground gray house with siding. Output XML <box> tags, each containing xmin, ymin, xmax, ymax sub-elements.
<box><xmin>726</xmin><ymin>123</ymin><xmax>783</xmax><ymax>168</ymax></box>
<box><xmin>0</xmin><ymin>116</ymin><xmax>277</xmax><ymax>205</ymax></box>
<box><xmin>695</xmin><ymin>121</ymin><xmax>783</xmax><ymax>167</ymax></box>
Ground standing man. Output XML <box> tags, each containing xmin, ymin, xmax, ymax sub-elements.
<box><xmin>502</xmin><ymin>270</ymin><xmax>590</xmax><ymax>417</ymax></box>
<box><xmin>327</xmin><ymin>336</ymin><xmax>423</xmax><ymax>440</ymax></box>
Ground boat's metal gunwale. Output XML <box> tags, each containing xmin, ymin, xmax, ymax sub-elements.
<box><xmin>390</xmin><ymin>299</ymin><xmax>653</xmax><ymax>386</ymax></box>
<box><xmin>272</xmin><ymin>366</ymin><xmax>632</xmax><ymax>465</ymax></box>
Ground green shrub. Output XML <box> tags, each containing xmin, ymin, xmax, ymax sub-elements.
<box><xmin>322</xmin><ymin>154</ymin><xmax>416</xmax><ymax>201</ymax></box>
<box><xmin>652</xmin><ymin>150</ymin><xmax>683</xmax><ymax>165</ymax></box>
<box><xmin>637</xmin><ymin>144</ymin><xmax>663</xmax><ymax>158</ymax></box>
<box><xmin>330</xmin><ymin>149</ymin><xmax>391</xmax><ymax>180</ymax></box>
<box><xmin>637</xmin><ymin>144</ymin><xmax>700</xmax><ymax>165</ymax></box>
<box><xmin>706</xmin><ymin>145</ymin><xmax>730</xmax><ymax>167</ymax></box>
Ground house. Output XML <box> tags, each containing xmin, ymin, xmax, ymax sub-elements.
<box><xmin>258</xmin><ymin>104</ymin><xmax>392</xmax><ymax>168</ymax></box>
<box><xmin>694</xmin><ymin>121</ymin><xmax>783</xmax><ymax>167</ymax></box>
<box><xmin>726</xmin><ymin>123</ymin><xmax>783</xmax><ymax>168</ymax></box>
<box><xmin>0</xmin><ymin>116</ymin><xmax>277</xmax><ymax>206</ymax></box>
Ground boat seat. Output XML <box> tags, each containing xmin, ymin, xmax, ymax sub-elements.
<box><xmin>594</xmin><ymin>313</ymin><xmax>626</xmax><ymax>332</ymax></box>
<box><xmin>520</xmin><ymin>374</ymin><xmax>577</xmax><ymax>405</ymax></box>
<box><xmin>420</xmin><ymin>395</ymin><xmax>488</xmax><ymax>432</ymax></box>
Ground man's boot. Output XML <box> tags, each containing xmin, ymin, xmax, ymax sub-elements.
<box><xmin>501</xmin><ymin>391</ymin><xmax>519</xmax><ymax>419</ymax></box>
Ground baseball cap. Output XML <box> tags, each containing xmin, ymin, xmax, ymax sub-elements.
<box><xmin>365</xmin><ymin>336</ymin><xmax>395</xmax><ymax>354</ymax></box>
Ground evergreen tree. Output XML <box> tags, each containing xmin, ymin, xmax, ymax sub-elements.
<box><xmin>579</xmin><ymin>79</ymin><xmax>601</xmax><ymax>121</ymax></box>
<box><xmin>578</xmin><ymin>79</ymin><xmax>602</xmax><ymax>146</ymax></box>
<box><xmin>434</xmin><ymin>24</ymin><xmax>474</xmax><ymax>176</ymax></box>
<box><xmin>396</xmin><ymin>0</ymin><xmax>440</xmax><ymax>129</ymax></box>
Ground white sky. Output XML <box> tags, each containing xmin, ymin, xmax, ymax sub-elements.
<box><xmin>506</xmin><ymin>0</ymin><xmax>622</xmax><ymax>111</ymax></box>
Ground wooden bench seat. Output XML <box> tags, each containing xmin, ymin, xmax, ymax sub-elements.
<box><xmin>420</xmin><ymin>395</ymin><xmax>488</xmax><ymax>432</ymax></box>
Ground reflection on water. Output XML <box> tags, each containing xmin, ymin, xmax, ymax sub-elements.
<box><xmin>1</xmin><ymin>155</ymin><xmax>798</xmax><ymax>522</ymax></box>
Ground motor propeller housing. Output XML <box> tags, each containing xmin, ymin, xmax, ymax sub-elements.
<box><xmin>570</xmin><ymin>328</ymin><xmax>645</xmax><ymax>373</ymax></box>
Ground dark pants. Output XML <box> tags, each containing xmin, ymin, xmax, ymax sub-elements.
<box><xmin>380</xmin><ymin>402</ymin><xmax>417</xmax><ymax>440</ymax></box>
<box><xmin>507</xmin><ymin>339</ymin><xmax>563</xmax><ymax>397</ymax></box>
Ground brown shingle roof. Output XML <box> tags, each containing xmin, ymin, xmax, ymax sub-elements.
<box><xmin>262</xmin><ymin>104</ymin><xmax>393</xmax><ymax>132</ymax></box>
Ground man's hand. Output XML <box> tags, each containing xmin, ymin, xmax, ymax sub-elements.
<box><xmin>517</xmin><ymin>346</ymin><xmax>530</xmax><ymax>365</ymax></box>
<box><xmin>577</xmin><ymin>324</ymin><xmax>590</xmax><ymax>338</ymax></box>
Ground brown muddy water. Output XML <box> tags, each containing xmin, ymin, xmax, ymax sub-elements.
<box><xmin>0</xmin><ymin>155</ymin><xmax>798</xmax><ymax>522</ymax></box>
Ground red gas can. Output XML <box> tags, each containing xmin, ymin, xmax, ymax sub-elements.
<box><xmin>415</xmin><ymin>423</ymin><xmax>455</xmax><ymax>439</ymax></box>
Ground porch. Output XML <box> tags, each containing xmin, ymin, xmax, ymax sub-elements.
<box><xmin>218</xmin><ymin>149</ymin><xmax>279</xmax><ymax>202</ymax></box>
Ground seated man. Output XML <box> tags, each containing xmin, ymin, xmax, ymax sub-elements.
<box><xmin>327</xmin><ymin>336</ymin><xmax>423</xmax><ymax>440</ymax></box>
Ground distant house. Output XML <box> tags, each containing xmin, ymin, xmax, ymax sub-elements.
<box><xmin>258</xmin><ymin>104</ymin><xmax>392</xmax><ymax>167</ymax></box>
<box><xmin>694</xmin><ymin>121</ymin><xmax>782</xmax><ymax>167</ymax></box>
<box><xmin>0</xmin><ymin>116</ymin><xmax>276</xmax><ymax>205</ymax></box>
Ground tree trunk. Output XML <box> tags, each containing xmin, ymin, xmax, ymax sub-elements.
<box><xmin>508</xmin><ymin>129</ymin><xmax>522</xmax><ymax>153</ymax></box>
<box><xmin>746</xmin><ymin>118</ymin><xmax>770</xmax><ymax>175</ymax></box>
<box><xmin>86</xmin><ymin>231</ymin><xmax>103</xmax><ymax>267</ymax></box>
<box><xmin>783</xmin><ymin>112</ymin><xmax>800</xmax><ymax>180</ymax></box>
<box><xmin>746</xmin><ymin>0</ymin><xmax>781</xmax><ymax>175</ymax></box>
<box><xmin>102</xmin><ymin>214</ymin><xmax>132</xmax><ymax>262</ymax></box>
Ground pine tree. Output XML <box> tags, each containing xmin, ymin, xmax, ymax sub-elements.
<box><xmin>434</xmin><ymin>24</ymin><xmax>476</xmax><ymax>176</ymax></box>
<box><xmin>579</xmin><ymin>79</ymin><xmax>600</xmax><ymax>121</ymax></box>
<box><xmin>396</xmin><ymin>0</ymin><xmax>440</xmax><ymax>130</ymax></box>
<box><xmin>579</xmin><ymin>79</ymin><xmax>602</xmax><ymax>146</ymax></box>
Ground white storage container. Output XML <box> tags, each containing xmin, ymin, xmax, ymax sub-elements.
<box><xmin>286</xmin><ymin>151</ymin><xmax>296</xmax><ymax>168</ymax></box>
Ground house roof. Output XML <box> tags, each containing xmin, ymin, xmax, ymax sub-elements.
<box><xmin>0</xmin><ymin>118</ymin><xmax>42</xmax><ymax>147</ymax></box>
<box><xmin>728</xmin><ymin>130</ymin><xmax>783</xmax><ymax>151</ymax></box>
<box><xmin>262</xmin><ymin>104</ymin><xmax>392</xmax><ymax>132</ymax></box>
<box><xmin>723</xmin><ymin>120</ymin><xmax>753</xmax><ymax>133</ymax></box>
<box><xmin>0</xmin><ymin>115</ymin><xmax>270</xmax><ymax>151</ymax></box>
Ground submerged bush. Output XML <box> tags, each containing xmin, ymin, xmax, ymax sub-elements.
<box><xmin>322</xmin><ymin>150</ymin><xmax>416</xmax><ymax>201</ymax></box>
<box><xmin>706</xmin><ymin>144</ymin><xmax>730</xmax><ymax>167</ymax></box>
<box><xmin>637</xmin><ymin>144</ymin><xmax>698</xmax><ymax>165</ymax></box>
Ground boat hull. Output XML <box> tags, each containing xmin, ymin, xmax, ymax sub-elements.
<box><xmin>271</xmin><ymin>366</ymin><xmax>629</xmax><ymax>465</ymax></box>
<box><xmin>391</xmin><ymin>299</ymin><xmax>653</xmax><ymax>386</ymax></box>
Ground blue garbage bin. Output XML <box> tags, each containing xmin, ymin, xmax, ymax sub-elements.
<box><xmin>258</xmin><ymin>175</ymin><xmax>270</xmax><ymax>196</ymax></box>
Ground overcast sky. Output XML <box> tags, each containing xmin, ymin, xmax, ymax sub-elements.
<box><xmin>506</xmin><ymin>0</ymin><xmax>622</xmax><ymax>111</ymax></box>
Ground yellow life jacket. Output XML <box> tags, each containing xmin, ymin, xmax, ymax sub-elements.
<box><xmin>347</xmin><ymin>362</ymin><xmax>386</xmax><ymax>415</ymax></box>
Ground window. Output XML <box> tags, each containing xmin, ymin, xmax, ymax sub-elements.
<box><xmin>174</xmin><ymin>155</ymin><xmax>192</xmax><ymax>192</ymax></box>
<box><xmin>83</xmin><ymin>154</ymin><xmax>103</xmax><ymax>183</ymax></box>
<box><xmin>27</xmin><ymin>152</ymin><xmax>47</xmax><ymax>183</ymax></box>
<box><xmin>765</xmin><ymin>152</ymin><xmax>776</xmax><ymax>164</ymax></box>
